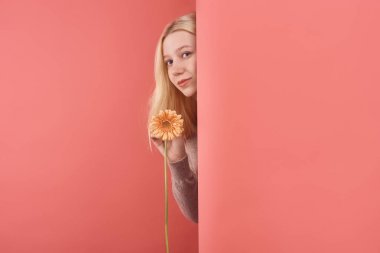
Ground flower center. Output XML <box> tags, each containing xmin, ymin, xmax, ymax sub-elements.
<box><xmin>162</xmin><ymin>120</ymin><xmax>171</xmax><ymax>129</ymax></box>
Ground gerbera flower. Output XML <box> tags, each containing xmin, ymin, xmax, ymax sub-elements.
<box><xmin>149</xmin><ymin>109</ymin><xmax>184</xmax><ymax>141</ymax></box>
<box><xmin>149</xmin><ymin>109</ymin><xmax>185</xmax><ymax>253</ymax></box>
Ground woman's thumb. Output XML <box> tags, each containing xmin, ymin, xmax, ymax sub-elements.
<box><xmin>151</xmin><ymin>137</ymin><xmax>163</xmax><ymax>145</ymax></box>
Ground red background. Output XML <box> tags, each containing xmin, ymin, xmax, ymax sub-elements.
<box><xmin>1</xmin><ymin>0</ymin><xmax>380</xmax><ymax>252</ymax></box>
<box><xmin>198</xmin><ymin>0</ymin><xmax>380</xmax><ymax>252</ymax></box>
<box><xmin>0</xmin><ymin>1</ymin><xmax>197</xmax><ymax>252</ymax></box>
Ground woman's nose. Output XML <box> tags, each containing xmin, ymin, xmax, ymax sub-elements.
<box><xmin>172</xmin><ymin>63</ymin><xmax>185</xmax><ymax>76</ymax></box>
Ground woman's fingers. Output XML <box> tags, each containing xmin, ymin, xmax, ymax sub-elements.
<box><xmin>151</xmin><ymin>137</ymin><xmax>165</xmax><ymax>149</ymax></box>
<box><xmin>152</xmin><ymin>137</ymin><xmax>169</xmax><ymax>143</ymax></box>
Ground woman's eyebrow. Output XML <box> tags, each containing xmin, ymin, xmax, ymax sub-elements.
<box><xmin>163</xmin><ymin>45</ymin><xmax>191</xmax><ymax>59</ymax></box>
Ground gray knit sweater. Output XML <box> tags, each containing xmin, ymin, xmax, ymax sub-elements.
<box><xmin>168</xmin><ymin>133</ymin><xmax>198</xmax><ymax>223</ymax></box>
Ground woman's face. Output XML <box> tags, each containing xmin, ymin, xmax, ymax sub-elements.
<box><xmin>163</xmin><ymin>30</ymin><xmax>197</xmax><ymax>99</ymax></box>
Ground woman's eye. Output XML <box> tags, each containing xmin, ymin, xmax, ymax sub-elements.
<box><xmin>166</xmin><ymin>52</ymin><xmax>192</xmax><ymax>66</ymax></box>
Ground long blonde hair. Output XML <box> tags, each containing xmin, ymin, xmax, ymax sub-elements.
<box><xmin>147</xmin><ymin>12</ymin><xmax>197</xmax><ymax>151</ymax></box>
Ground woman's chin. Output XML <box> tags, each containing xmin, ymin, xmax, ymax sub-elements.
<box><xmin>181</xmin><ymin>88</ymin><xmax>197</xmax><ymax>98</ymax></box>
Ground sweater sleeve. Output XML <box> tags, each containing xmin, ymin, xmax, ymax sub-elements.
<box><xmin>168</xmin><ymin>155</ymin><xmax>198</xmax><ymax>223</ymax></box>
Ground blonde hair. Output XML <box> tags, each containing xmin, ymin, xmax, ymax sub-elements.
<box><xmin>147</xmin><ymin>12</ymin><xmax>197</xmax><ymax>151</ymax></box>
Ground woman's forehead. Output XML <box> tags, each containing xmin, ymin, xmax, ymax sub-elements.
<box><xmin>163</xmin><ymin>31</ymin><xmax>195</xmax><ymax>56</ymax></box>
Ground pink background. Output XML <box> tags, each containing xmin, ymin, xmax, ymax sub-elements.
<box><xmin>2</xmin><ymin>0</ymin><xmax>380</xmax><ymax>252</ymax></box>
<box><xmin>198</xmin><ymin>0</ymin><xmax>380</xmax><ymax>252</ymax></box>
<box><xmin>0</xmin><ymin>1</ymin><xmax>197</xmax><ymax>252</ymax></box>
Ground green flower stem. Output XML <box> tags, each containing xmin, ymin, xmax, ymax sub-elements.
<box><xmin>164</xmin><ymin>140</ymin><xmax>170</xmax><ymax>253</ymax></box>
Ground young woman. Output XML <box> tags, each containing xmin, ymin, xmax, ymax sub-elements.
<box><xmin>147</xmin><ymin>12</ymin><xmax>198</xmax><ymax>223</ymax></box>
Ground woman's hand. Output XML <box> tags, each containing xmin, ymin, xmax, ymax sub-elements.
<box><xmin>151</xmin><ymin>136</ymin><xmax>187</xmax><ymax>163</ymax></box>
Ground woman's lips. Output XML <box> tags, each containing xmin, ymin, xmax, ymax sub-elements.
<box><xmin>178</xmin><ymin>78</ymin><xmax>191</xmax><ymax>87</ymax></box>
